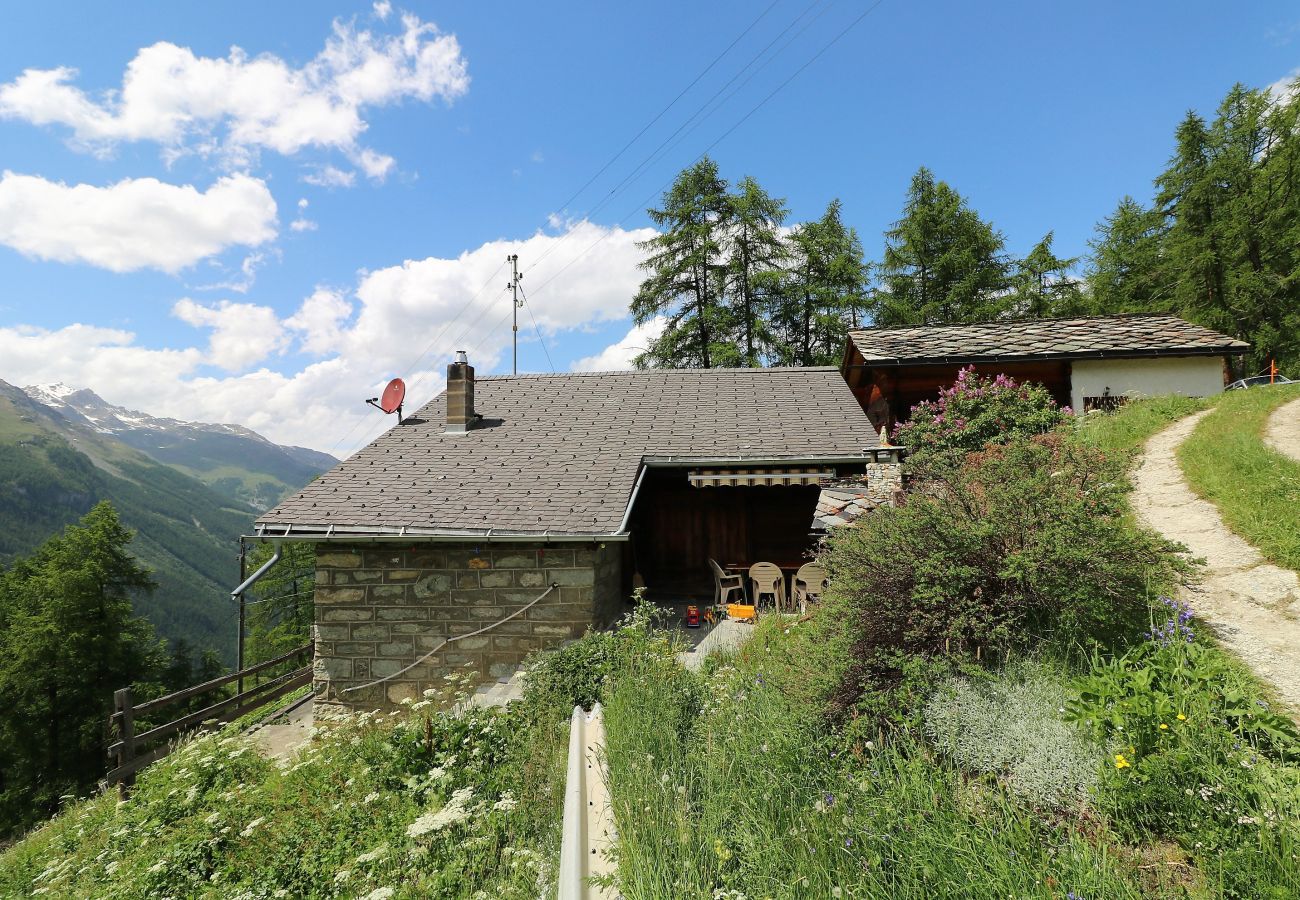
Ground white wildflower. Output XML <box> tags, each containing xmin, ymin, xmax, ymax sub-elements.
<box><xmin>407</xmin><ymin>786</ymin><xmax>475</xmax><ymax>837</ymax></box>
<box><xmin>363</xmin><ymin>792</ymin><xmax>381</xmax><ymax>805</ymax></box>
<box><xmin>356</xmin><ymin>844</ymin><xmax>389</xmax><ymax>864</ymax></box>
<box><xmin>492</xmin><ymin>791</ymin><xmax>518</xmax><ymax>812</ymax></box>
<box><xmin>334</xmin><ymin>870</ymin><xmax>352</xmax><ymax>884</ymax></box>
<box><xmin>363</xmin><ymin>889</ymin><xmax>395</xmax><ymax>900</ymax></box>
<box><xmin>239</xmin><ymin>817</ymin><xmax>265</xmax><ymax>838</ymax></box>
<box><xmin>204</xmin><ymin>812</ymin><xmax>222</xmax><ymax>826</ymax></box>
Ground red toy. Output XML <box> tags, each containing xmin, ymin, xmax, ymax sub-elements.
<box><xmin>685</xmin><ymin>605</ymin><xmax>701</xmax><ymax>628</ymax></box>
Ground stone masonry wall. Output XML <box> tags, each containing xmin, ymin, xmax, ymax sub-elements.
<box><xmin>862</xmin><ymin>461</ymin><xmax>904</xmax><ymax>506</ymax></box>
<box><xmin>312</xmin><ymin>541</ymin><xmax>623</xmax><ymax>711</ymax></box>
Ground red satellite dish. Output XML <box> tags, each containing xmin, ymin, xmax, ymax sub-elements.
<box><xmin>365</xmin><ymin>377</ymin><xmax>406</xmax><ymax>424</ymax></box>
<box><xmin>379</xmin><ymin>378</ymin><xmax>405</xmax><ymax>414</ymax></box>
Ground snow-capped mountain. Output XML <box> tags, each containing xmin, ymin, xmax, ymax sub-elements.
<box><xmin>22</xmin><ymin>383</ymin><xmax>336</xmax><ymax>510</ymax></box>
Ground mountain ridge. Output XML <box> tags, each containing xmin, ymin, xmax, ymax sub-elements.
<box><xmin>22</xmin><ymin>383</ymin><xmax>336</xmax><ymax>510</ymax></box>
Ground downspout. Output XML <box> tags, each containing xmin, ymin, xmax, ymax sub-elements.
<box><xmin>232</xmin><ymin>542</ymin><xmax>283</xmax><ymax>691</ymax></box>
<box><xmin>616</xmin><ymin>463</ymin><xmax>649</xmax><ymax>534</ymax></box>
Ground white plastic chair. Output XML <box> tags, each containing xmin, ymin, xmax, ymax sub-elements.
<box><xmin>792</xmin><ymin>562</ymin><xmax>829</xmax><ymax>614</ymax></box>
<box><xmin>748</xmin><ymin>562</ymin><xmax>787</xmax><ymax>613</ymax></box>
<box><xmin>709</xmin><ymin>558</ymin><xmax>745</xmax><ymax>609</ymax></box>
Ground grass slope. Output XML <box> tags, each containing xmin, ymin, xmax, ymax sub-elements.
<box><xmin>1178</xmin><ymin>385</ymin><xmax>1300</xmax><ymax>573</ymax></box>
<box><xmin>0</xmin><ymin>681</ymin><xmax>567</xmax><ymax>899</ymax></box>
<box><xmin>0</xmin><ymin>388</ymin><xmax>254</xmax><ymax>662</ymax></box>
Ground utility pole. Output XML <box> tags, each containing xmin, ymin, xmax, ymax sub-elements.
<box><xmin>506</xmin><ymin>253</ymin><xmax>522</xmax><ymax>374</ymax></box>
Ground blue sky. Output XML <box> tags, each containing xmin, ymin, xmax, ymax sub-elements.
<box><xmin>0</xmin><ymin>0</ymin><xmax>1297</xmax><ymax>454</ymax></box>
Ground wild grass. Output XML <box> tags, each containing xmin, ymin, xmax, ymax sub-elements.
<box><xmin>1178</xmin><ymin>385</ymin><xmax>1300</xmax><ymax>572</ymax></box>
<box><xmin>0</xmin><ymin>676</ymin><xmax>568</xmax><ymax>899</ymax></box>
<box><xmin>602</xmin><ymin>618</ymin><xmax>1149</xmax><ymax>900</ymax></box>
<box><xmin>1072</xmin><ymin>394</ymin><xmax>1210</xmax><ymax>456</ymax></box>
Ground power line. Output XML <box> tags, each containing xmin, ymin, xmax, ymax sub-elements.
<box><xmin>547</xmin><ymin>0</ymin><xmax>783</xmax><ymax>220</ymax></box>
<box><xmin>524</xmin><ymin>0</ymin><xmax>829</xmax><ymax>276</ymax></box>
<box><xmin>518</xmin><ymin>284</ymin><xmax>556</xmax><ymax>373</ymax></box>
<box><xmin>524</xmin><ymin>0</ymin><xmax>888</xmax><ymax>305</ymax></box>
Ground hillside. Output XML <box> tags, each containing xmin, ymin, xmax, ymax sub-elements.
<box><xmin>23</xmin><ymin>383</ymin><xmax>335</xmax><ymax>511</ymax></box>
<box><xmin>0</xmin><ymin>380</ymin><xmax>259</xmax><ymax>663</ymax></box>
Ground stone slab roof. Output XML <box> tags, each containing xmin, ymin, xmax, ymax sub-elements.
<box><xmin>257</xmin><ymin>367</ymin><xmax>880</xmax><ymax>538</ymax></box>
<box><xmin>846</xmin><ymin>313</ymin><xmax>1249</xmax><ymax>366</ymax></box>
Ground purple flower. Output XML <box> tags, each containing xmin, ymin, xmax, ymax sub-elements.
<box><xmin>824</xmin><ymin>793</ymin><xmax>835</xmax><ymax>808</ymax></box>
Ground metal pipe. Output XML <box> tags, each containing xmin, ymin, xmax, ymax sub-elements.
<box><xmin>232</xmin><ymin>545</ymin><xmax>281</xmax><ymax>694</ymax></box>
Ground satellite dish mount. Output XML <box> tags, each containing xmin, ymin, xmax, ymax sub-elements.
<box><xmin>366</xmin><ymin>377</ymin><xmax>407</xmax><ymax>425</ymax></box>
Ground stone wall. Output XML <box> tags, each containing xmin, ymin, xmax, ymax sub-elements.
<box><xmin>312</xmin><ymin>541</ymin><xmax>624</xmax><ymax>711</ymax></box>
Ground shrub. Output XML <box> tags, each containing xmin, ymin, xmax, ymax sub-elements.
<box><xmin>818</xmin><ymin>433</ymin><xmax>1193</xmax><ymax>717</ymax></box>
<box><xmin>520</xmin><ymin>602</ymin><xmax>680</xmax><ymax>717</ymax></box>
<box><xmin>924</xmin><ymin>662</ymin><xmax>1100</xmax><ymax>809</ymax></box>
<box><xmin>896</xmin><ymin>366</ymin><xmax>1068</xmax><ymax>467</ymax></box>
<box><xmin>1065</xmin><ymin>603</ymin><xmax>1300</xmax><ymax>897</ymax></box>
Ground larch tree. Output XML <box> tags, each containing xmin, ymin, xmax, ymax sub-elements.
<box><xmin>871</xmin><ymin>167</ymin><xmax>1009</xmax><ymax>325</ymax></box>
<box><xmin>774</xmin><ymin>199</ymin><xmax>869</xmax><ymax>365</ymax></box>
<box><xmin>632</xmin><ymin>157</ymin><xmax>734</xmax><ymax>368</ymax></box>
<box><xmin>1085</xmin><ymin>197</ymin><xmax>1170</xmax><ymax>314</ymax></box>
<box><xmin>723</xmin><ymin>175</ymin><xmax>788</xmax><ymax>366</ymax></box>
<box><xmin>1010</xmin><ymin>231</ymin><xmax>1083</xmax><ymax>317</ymax></box>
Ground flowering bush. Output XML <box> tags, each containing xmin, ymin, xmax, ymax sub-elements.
<box><xmin>897</xmin><ymin>366</ymin><xmax>1069</xmax><ymax>468</ymax></box>
<box><xmin>818</xmin><ymin>433</ymin><xmax>1192</xmax><ymax>719</ymax></box>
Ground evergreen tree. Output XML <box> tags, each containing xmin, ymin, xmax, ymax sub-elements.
<box><xmin>774</xmin><ymin>199</ymin><xmax>869</xmax><ymax>365</ymax></box>
<box><xmin>723</xmin><ymin>176</ymin><xmax>788</xmax><ymax>366</ymax></box>
<box><xmin>0</xmin><ymin>502</ymin><xmax>163</xmax><ymax>835</ymax></box>
<box><xmin>1085</xmin><ymin>197</ymin><xmax>1170</xmax><ymax>314</ymax></box>
<box><xmin>632</xmin><ymin>158</ymin><xmax>735</xmax><ymax>368</ymax></box>
<box><xmin>872</xmin><ymin>167</ymin><xmax>1009</xmax><ymax>325</ymax></box>
<box><xmin>1010</xmin><ymin>231</ymin><xmax>1083</xmax><ymax>317</ymax></box>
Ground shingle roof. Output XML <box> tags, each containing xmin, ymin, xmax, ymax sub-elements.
<box><xmin>257</xmin><ymin>367</ymin><xmax>880</xmax><ymax>538</ymax></box>
<box><xmin>845</xmin><ymin>313</ymin><xmax>1249</xmax><ymax>366</ymax></box>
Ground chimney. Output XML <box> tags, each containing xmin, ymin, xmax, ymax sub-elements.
<box><xmin>445</xmin><ymin>350</ymin><xmax>475</xmax><ymax>433</ymax></box>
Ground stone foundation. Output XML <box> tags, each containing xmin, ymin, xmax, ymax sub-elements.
<box><xmin>312</xmin><ymin>541</ymin><xmax>623</xmax><ymax>711</ymax></box>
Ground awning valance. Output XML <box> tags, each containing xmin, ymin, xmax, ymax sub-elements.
<box><xmin>687</xmin><ymin>467</ymin><xmax>833</xmax><ymax>488</ymax></box>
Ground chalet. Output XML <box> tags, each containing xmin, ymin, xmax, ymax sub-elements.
<box><xmin>840</xmin><ymin>313</ymin><xmax>1250</xmax><ymax>431</ymax></box>
<box><xmin>255</xmin><ymin>358</ymin><xmax>899</xmax><ymax>710</ymax></box>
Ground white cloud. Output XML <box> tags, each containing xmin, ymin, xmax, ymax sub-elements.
<box><xmin>0</xmin><ymin>11</ymin><xmax>469</xmax><ymax>175</ymax></box>
<box><xmin>570</xmin><ymin>317</ymin><xmax>667</xmax><ymax>371</ymax></box>
<box><xmin>172</xmin><ymin>298</ymin><xmax>288</xmax><ymax>370</ymax></box>
<box><xmin>0</xmin><ymin>171</ymin><xmax>276</xmax><ymax>273</ymax></box>
<box><xmin>290</xmin><ymin>218</ymin><xmax>318</xmax><ymax>232</ymax></box>
<box><xmin>1268</xmin><ymin>68</ymin><xmax>1300</xmax><ymax>102</ymax></box>
<box><xmin>0</xmin><ymin>220</ymin><xmax>652</xmax><ymax>454</ymax></box>
<box><xmin>302</xmin><ymin>165</ymin><xmax>356</xmax><ymax>188</ymax></box>
<box><xmin>286</xmin><ymin>288</ymin><xmax>353</xmax><ymax>356</ymax></box>
<box><xmin>373</xmin><ymin>1</ymin><xmax>393</xmax><ymax>21</ymax></box>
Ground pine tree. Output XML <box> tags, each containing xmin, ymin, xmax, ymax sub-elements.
<box><xmin>872</xmin><ymin>167</ymin><xmax>1009</xmax><ymax>325</ymax></box>
<box><xmin>774</xmin><ymin>199</ymin><xmax>869</xmax><ymax>365</ymax></box>
<box><xmin>0</xmin><ymin>502</ymin><xmax>163</xmax><ymax>835</ymax></box>
<box><xmin>1010</xmin><ymin>231</ymin><xmax>1083</xmax><ymax>317</ymax></box>
<box><xmin>243</xmin><ymin>541</ymin><xmax>315</xmax><ymax>667</ymax></box>
<box><xmin>632</xmin><ymin>158</ymin><xmax>735</xmax><ymax>368</ymax></box>
<box><xmin>723</xmin><ymin>176</ymin><xmax>788</xmax><ymax>366</ymax></box>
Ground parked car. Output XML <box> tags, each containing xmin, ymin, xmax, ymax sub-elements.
<box><xmin>1227</xmin><ymin>374</ymin><xmax>1295</xmax><ymax>390</ymax></box>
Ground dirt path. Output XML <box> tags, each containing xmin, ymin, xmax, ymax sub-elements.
<box><xmin>1132</xmin><ymin>410</ymin><xmax>1300</xmax><ymax>711</ymax></box>
<box><xmin>1264</xmin><ymin>395</ymin><xmax>1300</xmax><ymax>464</ymax></box>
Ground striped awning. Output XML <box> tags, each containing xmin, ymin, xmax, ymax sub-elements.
<box><xmin>687</xmin><ymin>467</ymin><xmax>833</xmax><ymax>488</ymax></box>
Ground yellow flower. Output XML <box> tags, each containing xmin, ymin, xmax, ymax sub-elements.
<box><xmin>1114</xmin><ymin>754</ymin><xmax>1130</xmax><ymax>770</ymax></box>
<box><xmin>1177</xmin><ymin>713</ymin><xmax>1186</xmax><ymax>721</ymax></box>
<box><xmin>1159</xmin><ymin>723</ymin><xmax>1169</xmax><ymax>730</ymax></box>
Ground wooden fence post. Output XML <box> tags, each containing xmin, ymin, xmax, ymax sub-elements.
<box><xmin>114</xmin><ymin>687</ymin><xmax>135</xmax><ymax>799</ymax></box>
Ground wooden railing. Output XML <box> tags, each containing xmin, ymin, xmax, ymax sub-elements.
<box><xmin>106</xmin><ymin>642</ymin><xmax>313</xmax><ymax>793</ymax></box>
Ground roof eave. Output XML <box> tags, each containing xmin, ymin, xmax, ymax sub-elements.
<box><xmin>249</xmin><ymin>523</ymin><xmax>629</xmax><ymax>543</ymax></box>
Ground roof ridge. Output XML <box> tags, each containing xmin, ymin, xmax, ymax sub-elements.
<box><xmin>475</xmin><ymin>366</ymin><xmax>841</xmax><ymax>381</ymax></box>
<box><xmin>848</xmin><ymin>311</ymin><xmax>1179</xmax><ymax>334</ymax></box>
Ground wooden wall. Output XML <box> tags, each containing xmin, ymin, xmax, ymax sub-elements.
<box><xmin>847</xmin><ymin>358</ymin><xmax>1072</xmax><ymax>422</ymax></box>
<box><xmin>628</xmin><ymin>468</ymin><xmax>820</xmax><ymax>598</ymax></box>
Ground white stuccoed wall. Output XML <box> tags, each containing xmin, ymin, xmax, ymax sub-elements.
<box><xmin>1070</xmin><ymin>356</ymin><xmax>1227</xmax><ymax>410</ymax></box>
